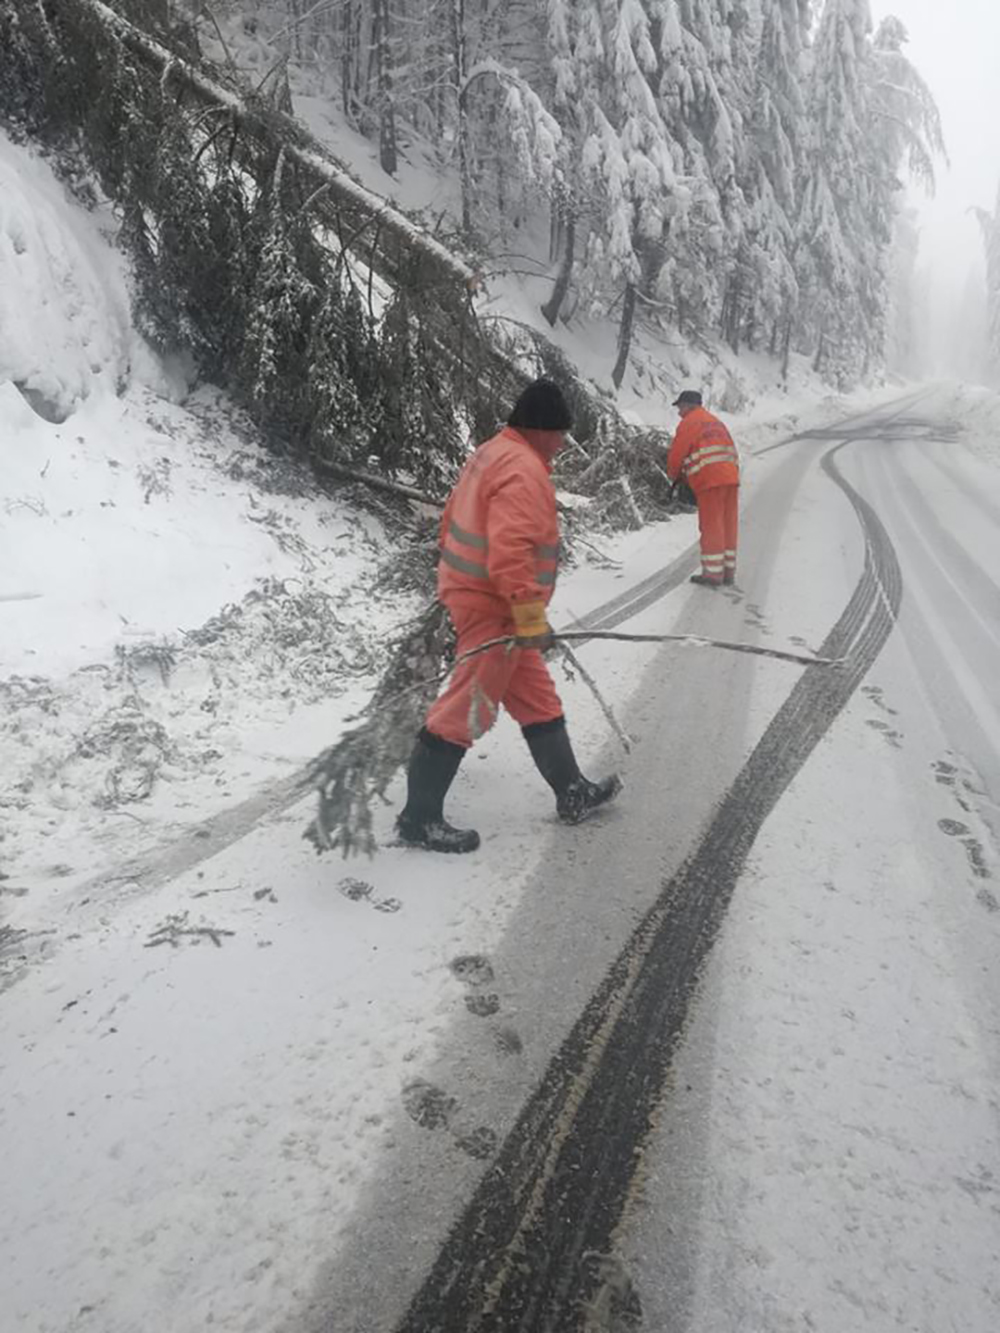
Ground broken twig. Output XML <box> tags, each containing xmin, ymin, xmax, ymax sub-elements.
<box><xmin>144</xmin><ymin>914</ymin><xmax>235</xmax><ymax>948</ymax></box>
<box><xmin>559</xmin><ymin>643</ymin><xmax>632</xmax><ymax>753</ymax></box>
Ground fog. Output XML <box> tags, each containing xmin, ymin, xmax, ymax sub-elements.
<box><xmin>871</xmin><ymin>0</ymin><xmax>1000</xmax><ymax>380</ymax></box>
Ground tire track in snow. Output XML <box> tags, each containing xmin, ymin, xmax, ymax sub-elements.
<box><xmin>394</xmin><ymin>440</ymin><xmax>903</xmax><ymax>1333</ymax></box>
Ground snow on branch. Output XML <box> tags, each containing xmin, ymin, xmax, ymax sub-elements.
<box><xmin>80</xmin><ymin>0</ymin><xmax>477</xmax><ymax>287</ymax></box>
<box><xmin>459</xmin><ymin>58</ymin><xmax>563</xmax><ymax>190</ymax></box>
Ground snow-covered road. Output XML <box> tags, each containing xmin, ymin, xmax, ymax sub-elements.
<box><xmin>622</xmin><ymin>399</ymin><xmax>1000</xmax><ymax>1333</ymax></box>
<box><xmin>312</xmin><ymin>392</ymin><xmax>1000</xmax><ymax>1332</ymax></box>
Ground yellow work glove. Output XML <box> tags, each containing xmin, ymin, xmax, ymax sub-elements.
<box><xmin>511</xmin><ymin>600</ymin><xmax>555</xmax><ymax>652</ymax></box>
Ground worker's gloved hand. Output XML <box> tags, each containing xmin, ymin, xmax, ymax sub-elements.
<box><xmin>511</xmin><ymin>600</ymin><xmax>555</xmax><ymax>653</ymax></box>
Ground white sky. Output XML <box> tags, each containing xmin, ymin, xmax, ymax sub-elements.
<box><xmin>869</xmin><ymin>0</ymin><xmax>1000</xmax><ymax>291</ymax></box>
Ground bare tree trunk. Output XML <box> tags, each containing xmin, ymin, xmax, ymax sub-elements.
<box><xmin>721</xmin><ymin>277</ymin><xmax>740</xmax><ymax>354</ymax></box>
<box><xmin>373</xmin><ymin>0</ymin><xmax>398</xmax><ymax>175</ymax></box>
<box><xmin>812</xmin><ymin>331</ymin><xmax>826</xmax><ymax>375</ymax></box>
<box><xmin>287</xmin><ymin>0</ymin><xmax>302</xmax><ymax>61</ymax></box>
<box><xmin>341</xmin><ymin>0</ymin><xmax>358</xmax><ymax>123</ymax></box>
<box><xmin>542</xmin><ymin>206</ymin><xmax>576</xmax><ymax>327</ymax></box>
<box><xmin>450</xmin><ymin>0</ymin><xmax>472</xmax><ymax>234</ymax></box>
<box><xmin>780</xmin><ymin>317</ymin><xmax>792</xmax><ymax>382</ymax></box>
<box><xmin>721</xmin><ymin>239</ymin><xmax>752</xmax><ymax>354</ymax></box>
<box><xmin>612</xmin><ymin>281</ymin><xmax>637</xmax><ymax>389</ymax></box>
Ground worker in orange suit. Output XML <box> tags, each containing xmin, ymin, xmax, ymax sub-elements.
<box><xmin>396</xmin><ymin>379</ymin><xmax>621</xmax><ymax>854</ymax></box>
<box><xmin>666</xmin><ymin>390</ymin><xmax>740</xmax><ymax>587</ymax></box>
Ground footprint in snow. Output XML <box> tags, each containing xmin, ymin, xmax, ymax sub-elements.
<box><xmin>449</xmin><ymin>954</ymin><xmax>526</xmax><ymax>1063</ymax></box>
<box><xmin>936</xmin><ymin>818</ymin><xmax>993</xmax><ymax>883</ymax></box>
<box><xmin>450</xmin><ymin>953</ymin><xmax>500</xmax><ymax>1017</ymax></box>
<box><xmin>965</xmin><ymin>840</ymin><xmax>992</xmax><ymax>881</ymax></box>
<box><xmin>453</xmin><ymin>1126</ymin><xmax>498</xmax><ymax>1160</ymax></box>
<box><xmin>336</xmin><ymin>877</ymin><xmax>402</xmax><ymax>913</ymax></box>
<box><xmin>401</xmin><ymin>1078</ymin><xmax>498</xmax><ymax>1160</ymax></box>
<box><xmin>862</xmin><ymin>683</ymin><xmax>899</xmax><ymax>716</ymax></box>
<box><xmin>450</xmin><ymin>953</ymin><xmax>494</xmax><ymax>985</ymax></box>
<box><xmin>401</xmin><ymin>1080</ymin><xmax>456</xmax><ymax>1130</ymax></box>
<box><xmin>865</xmin><ymin>717</ymin><xmax>903</xmax><ymax>749</ymax></box>
<box><xmin>495</xmin><ymin>1026</ymin><xmax>524</xmax><ymax>1056</ymax></box>
<box><xmin>742</xmin><ymin>603</ymin><xmax>769</xmax><ymax>635</ymax></box>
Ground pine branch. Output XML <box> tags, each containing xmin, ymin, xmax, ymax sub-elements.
<box><xmin>302</xmin><ymin>618</ymin><xmax>841</xmax><ymax>858</ymax></box>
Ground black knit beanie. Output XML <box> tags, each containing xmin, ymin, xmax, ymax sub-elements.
<box><xmin>508</xmin><ymin>379</ymin><xmax>573</xmax><ymax>431</ymax></box>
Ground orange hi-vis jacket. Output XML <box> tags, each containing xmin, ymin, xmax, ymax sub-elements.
<box><xmin>437</xmin><ymin>426</ymin><xmax>560</xmax><ymax>616</ymax></box>
<box><xmin>666</xmin><ymin>406</ymin><xmax>740</xmax><ymax>495</ymax></box>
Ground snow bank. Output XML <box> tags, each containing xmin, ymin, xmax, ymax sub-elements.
<box><xmin>0</xmin><ymin>131</ymin><xmax>403</xmax><ymax>889</ymax></box>
<box><xmin>0</xmin><ymin>131</ymin><xmax>148</xmax><ymax>418</ymax></box>
<box><xmin>932</xmin><ymin>380</ymin><xmax>1000</xmax><ymax>470</ymax></box>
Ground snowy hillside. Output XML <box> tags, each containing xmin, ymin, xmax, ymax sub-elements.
<box><xmin>0</xmin><ymin>130</ymin><xmax>414</xmax><ymax>893</ymax></box>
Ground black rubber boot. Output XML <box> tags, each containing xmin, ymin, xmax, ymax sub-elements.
<box><xmin>396</xmin><ymin>729</ymin><xmax>480</xmax><ymax>853</ymax></box>
<box><xmin>723</xmin><ymin>570</ymin><xmax>736</xmax><ymax>586</ymax></box>
<box><xmin>690</xmin><ymin>573</ymin><xmax>721</xmax><ymax>587</ymax></box>
<box><xmin>522</xmin><ymin>717</ymin><xmax>622</xmax><ymax>826</ymax></box>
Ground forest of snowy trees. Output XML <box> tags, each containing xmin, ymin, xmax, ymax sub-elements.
<box><xmin>0</xmin><ymin>0</ymin><xmax>954</xmax><ymax>483</ymax></box>
<box><xmin>247</xmin><ymin>0</ymin><xmax>945</xmax><ymax>387</ymax></box>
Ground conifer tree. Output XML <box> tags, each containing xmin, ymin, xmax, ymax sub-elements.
<box><xmin>729</xmin><ymin>1</ymin><xmax>811</xmax><ymax>356</ymax></box>
<box><xmin>795</xmin><ymin>0</ymin><xmax>878</xmax><ymax>384</ymax></box>
<box><xmin>973</xmin><ymin>182</ymin><xmax>1000</xmax><ymax>382</ymax></box>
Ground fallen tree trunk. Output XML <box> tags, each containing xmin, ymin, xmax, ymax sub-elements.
<box><xmin>314</xmin><ymin>459</ymin><xmax>442</xmax><ymax>508</ymax></box>
<box><xmin>79</xmin><ymin>0</ymin><xmax>477</xmax><ymax>292</ymax></box>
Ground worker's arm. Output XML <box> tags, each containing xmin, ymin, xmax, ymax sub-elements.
<box><xmin>486</xmin><ymin>465</ymin><xmax>556</xmax><ymax>649</ymax></box>
<box><xmin>666</xmin><ymin>415</ymin><xmax>696</xmax><ymax>481</ymax></box>
<box><xmin>437</xmin><ymin>488</ymin><xmax>455</xmax><ymax>547</ymax></box>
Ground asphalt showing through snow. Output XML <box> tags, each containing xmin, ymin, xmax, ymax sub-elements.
<box><xmin>392</xmin><ymin>427</ymin><xmax>907</xmax><ymax>1332</ymax></box>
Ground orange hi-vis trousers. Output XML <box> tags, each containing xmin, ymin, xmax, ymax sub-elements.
<box><xmin>696</xmin><ymin>484</ymin><xmax>739</xmax><ymax>583</ymax></box>
<box><xmin>425</xmin><ymin>601</ymin><xmax>563</xmax><ymax>747</ymax></box>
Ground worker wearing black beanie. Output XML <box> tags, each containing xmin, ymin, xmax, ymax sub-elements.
<box><xmin>395</xmin><ymin>377</ymin><xmax>620</xmax><ymax>853</ymax></box>
<box><xmin>507</xmin><ymin>378</ymin><xmax>574</xmax><ymax>432</ymax></box>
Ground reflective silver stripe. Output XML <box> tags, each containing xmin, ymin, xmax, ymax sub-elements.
<box><xmin>688</xmin><ymin>445</ymin><xmax>738</xmax><ymax>465</ymax></box>
<box><xmin>449</xmin><ymin>518</ymin><xmax>488</xmax><ymax>551</ymax></box>
<box><xmin>688</xmin><ymin>442</ymin><xmax>737</xmax><ymax>461</ymax></box>
<box><xmin>535</xmin><ymin>541</ymin><xmax>560</xmax><ymax>560</ymax></box>
<box><xmin>687</xmin><ymin>451</ymin><xmax>739</xmax><ymax>477</ymax></box>
<box><xmin>688</xmin><ymin>457</ymin><xmax>738</xmax><ymax>473</ymax></box>
<box><xmin>440</xmin><ymin>548</ymin><xmax>489</xmax><ymax>580</ymax></box>
<box><xmin>688</xmin><ymin>442</ymin><xmax>736</xmax><ymax>463</ymax></box>
<box><xmin>536</xmin><ymin>570</ymin><xmax>556</xmax><ymax>586</ymax></box>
